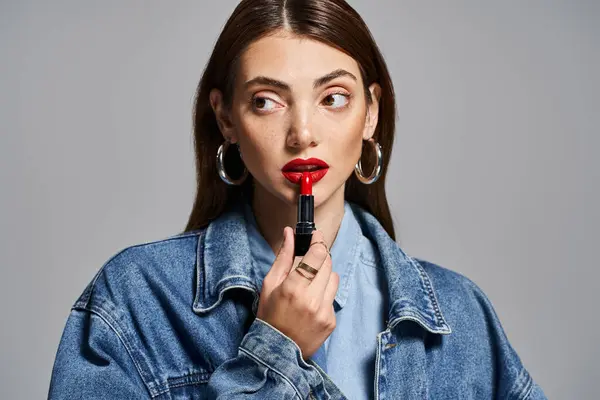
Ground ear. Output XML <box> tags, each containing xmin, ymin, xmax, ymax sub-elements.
<box><xmin>362</xmin><ymin>83</ymin><xmax>381</xmax><ymax>141</ymax></box>
<box><xmin>209</xmin><ymin>88</ymin><xmax>238</xmax><ymax>143</ymax></box>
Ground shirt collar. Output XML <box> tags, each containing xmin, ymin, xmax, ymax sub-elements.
<box><xmin>192</xmin><ymin>200</ymin><xmax>452</xmax><ymax>335</ymax></box>
<box><xmin>242</xmin><ymin>200</ymin><xmax>361</xmax><ymax>310</ymax></box>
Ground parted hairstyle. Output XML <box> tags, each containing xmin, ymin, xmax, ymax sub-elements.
<box><xmin>184</xmin><ymin>0</ymin><xmax>397</xmax><ymax>241</ymax></box>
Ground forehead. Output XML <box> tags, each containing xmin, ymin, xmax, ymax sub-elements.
<box><xmin>238</xmin><ymin>32</ymin><xmax>362</xmax><ymax>84</ymax></box>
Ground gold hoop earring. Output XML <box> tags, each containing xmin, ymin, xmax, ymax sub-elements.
<box><xmin>354</xmin><ymin>138</ymin><xmax>383</xmax><ymax>184</ymax></box>
<box><xmin>216</xmin><ymin>139</ymin><xmax>248</xmax><ymax>185</ymax></box>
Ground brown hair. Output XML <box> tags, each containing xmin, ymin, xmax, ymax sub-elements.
<box><xmin>184</xmin><ymin>0</ymin><xmax>397</xmax><ymax>240</ymax></box>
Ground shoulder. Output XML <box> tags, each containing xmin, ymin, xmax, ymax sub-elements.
<box><xmin>409</xmin><ymin>256</ymin><xmax>509</xmax><ymax>351</ymax></box>
<box><xmin>413</xmin><ymin>257</ymin><xmax>538</xmax><ymax>398</ymax></box>
<box><xmin>412</xmin><ymin>256</ymin><xmax>502</xmax><ymax>332</ymax></box>
<box><xmin>74</xmin><ymin>229</ymin><xmax>205</xmax><ymax>312</ymax></box>
<box><xmin>57</xmin><ymin>229</ymin><xmax>226</xmax><ymax>397</ymax></box>
<box><xmin>414</xmin><ymin>257</ymin><xmax>486</xmax><ymax>299</ymax></box>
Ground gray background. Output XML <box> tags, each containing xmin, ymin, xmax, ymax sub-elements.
<box><xmin>1</xmin><ymin>1</ymin><xmax>597</xmax><ymax>398</ymax></box>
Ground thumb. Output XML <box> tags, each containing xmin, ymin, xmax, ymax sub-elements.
<box><xmin>269</xmin><ymin>226</ymin><xmax>295</xmax><ymax>285</ymax></box>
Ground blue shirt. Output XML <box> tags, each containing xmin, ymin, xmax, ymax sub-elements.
<box><xmin>244</xmin><ymin>200</ymin><xmax>388</xmax><ymax>399</ymax></box>
<box><xmin>48</xmin><ymin>200</ymin><xmax>547</xmax><ymax>399</ymax></box>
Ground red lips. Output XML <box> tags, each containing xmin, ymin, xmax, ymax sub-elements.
<box><xmin>282</xmin><ymin>157</ymin><xmax>329</xmax><ymax>185</ymax></box>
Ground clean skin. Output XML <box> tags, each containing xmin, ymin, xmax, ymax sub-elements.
<box><xmin>210</xmin><ymin>29</ymin><xmax>381</xmax><ymax>261</ymax></box>
<box><xmin>210</xmin><ymin>28</ymin><xmax>383</xmax><ymax>360</ymax></box>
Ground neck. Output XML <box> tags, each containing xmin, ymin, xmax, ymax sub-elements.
<box><xmin>251</xmin><ymin>183</ymin><xmax>346</xmax><ymax>259</ymax></box>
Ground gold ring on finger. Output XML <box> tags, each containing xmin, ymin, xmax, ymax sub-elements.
<box><xmin>297</xmin><ymin>261</ymin><xmax>319</xmax><ymax>276</ymax></box>
<box><xmin>309</xmin><ymin>241</ymin><xmax>331</xmax><ymax>257</ymax></box>
<box><xmin>295</xmin><ymin>267</ymin><xmax>315</xmax><ymax>281</ymax></box>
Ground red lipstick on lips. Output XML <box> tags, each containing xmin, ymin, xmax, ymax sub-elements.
<box><xmin>295</xmin><ymin>172</ymin><xmax>315</xmax><ymax>257</ymax></box>
<box><xmin>282</xmin><ymin>158</ymin><xmax>329</xmax><ymax>185</ymax></box>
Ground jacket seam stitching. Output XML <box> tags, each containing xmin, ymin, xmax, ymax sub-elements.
<box><xmin>238</xmin><ymin>346</ymin><xmax>304</xmax><ymax>399</ymax></box>
<box><xmin>337</xmin><ymin>213</ymin><xmax>361</xmax><ymax>307</ymax></box>
<box><xmin>167</xmin><ymin>380</ymin><xmax>207</xmax><ymax>390</ymax></box>
<box><xmin>411</xmin><ymin>257</ymin><xmax>452</xmax><ymax>332</ymax></box>
<box><xmin>79</xmin><ymin>267</ymin><xmax>105</xmax><ymax>308</ymax></box>
<box><xmin>76</xmin><ymin>231</ymin><xmax>203</xmax><ymax>310</ymax></box>
<box><xmin>71</xmin><ymin>305</ymin><xmax>157</xmax><ymax>398</ymax></box>
<box><xmin>359</xmin><ymin>253</ymin><xmax>381</xmax><ymax>269</ymax></box>
<box><xmin>193</xmin><ymin>230</ymin><xmax>207</xmax><ymax>311</ymax></box>
<box><xmin>127</xmin><ymin>231</ymin><xmax>202</xmax><ymax>248</ymax></box>
<box><xmin>510</xmin><ymin>367</ymin><xmax>534</xmax><ymax>399</ymax></box>
<box><xmin>391</xmin><ymin>310</ymin><xmax>438</xmax><ymax>327</ymax></box>
<box><xmin>166</xmin><ymin>372</ymin><xmax>211</xmax><ymax>389</ymax></box>
<box><xmin>462</xmin><ymin>278</ymin><xmax>535</xmax><ymax>400</ymax></box>
<box><xmin>252</xmin><ymin>319</ymin><xmax>313</xmax><ymax>367</ymax></box>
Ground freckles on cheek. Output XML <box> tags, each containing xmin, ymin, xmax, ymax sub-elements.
<box><xmin>254</xmin><ymin>119</ymin><xmax>282</xmax><ymax>147</ymax></box>
<box><xmin>241</xmin><ymin>123</ymin><xmax>280</xmax><ymax>170</ymax></box>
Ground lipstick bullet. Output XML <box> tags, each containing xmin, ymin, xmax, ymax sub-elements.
<box><xmin>294</xmin><ymin>172</ymin><xmax>315</xmax><ymax>257</ymax></box>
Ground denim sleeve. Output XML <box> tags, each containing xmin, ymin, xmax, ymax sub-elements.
<box><xmin>466</xmin><ymin>280</ymin><xmax>548</xmax><ymax>400</ymax></box>
<box><xmin>48</xmin><ymin>309</ymin><xmax>150</xmax><ymax>399</ymax></box>
<box><xmin>206</xmin><ymin>317</ymin><xmax>334</xmax><ymax>399</ymax></box>
<box><xmin>527</xmin><ymin>382</ymin><xmax>548</xmax><ymax>399</ymax></box>
<box><xmin>49</xmin><ymin>311</ymin><xmax>334</xmax><ymax>399</ymax></box>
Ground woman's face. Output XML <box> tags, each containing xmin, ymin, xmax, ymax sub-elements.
<box><xmin>211</xmin><ymin>30</ymin><xmax>380</xmax><ymax>207</ymax></box>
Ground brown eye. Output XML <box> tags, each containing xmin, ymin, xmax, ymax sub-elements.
<box><xmin>323</xmin><ymin>95</ymin><xmax>335</xmax><ymax>106</ymax></box>
<box><xmin>251</xmin><ymin>96</ymin><xmax>277</xmax><ymax>112</ymax></box>
<box><xmin>254</xmin><ymin>97</ymin><xmax>267</xmax><ymax>109</ymax></box>
<box><xmin>322</xmin><ymin>93</ymin><xmax>349</xmax><ymax>108</ymax></box>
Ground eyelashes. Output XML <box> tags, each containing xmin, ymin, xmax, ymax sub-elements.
<box><xmin>250</xmin><ymin>96</ymin><xmax>278</xmax><ymax>112</ymax></box>
<box><xmin>322</xmin><ymin>92</ymin><xmax>352</xmax><ymax>108</ymax></box>
<box><xmin>249</xmin><ymin>91</ymin><xmax>352</xmax><ymax>113</ymax></box>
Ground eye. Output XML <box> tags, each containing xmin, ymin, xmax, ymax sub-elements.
<box><xmin>322</xmin><ymin>92</ymin><xmax>350</xmax><ymax>109</ymax></box>
<box><xmin>251</xmin><ymin>96</ymin><xmax>280</xmax><ymax>112</ymax></box>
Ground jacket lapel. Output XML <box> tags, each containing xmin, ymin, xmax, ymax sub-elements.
<box><xmin>193</xmin><ymin>201</ymin><xmax>452</xmax><ymax>335</ymax></box>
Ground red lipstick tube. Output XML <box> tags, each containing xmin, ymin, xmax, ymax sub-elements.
<box><xmin>295</xmin><ymin>172</ymin><xmax>315</xmax><ymax>257</ymax></box>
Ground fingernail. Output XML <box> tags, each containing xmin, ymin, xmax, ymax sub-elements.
<box><xmin>276</xmin><ymin>230</ymin><xmax>286</xmax><ymax>255</ymax></box>
<box><xmin>282</xmin><ymin>227</ymin><xmax>290</xmax><ymax>247</ymax></box>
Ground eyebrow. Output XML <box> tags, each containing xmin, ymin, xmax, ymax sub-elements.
<box><xmin>243</xmin><ymin>68</ymin><xmax>358</xmax><ymax>91</ymax></box>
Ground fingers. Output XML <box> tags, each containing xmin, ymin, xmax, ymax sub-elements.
<box><xmin>264</xmin><ymin>226</ymin><xmax>295</xmax><ymax>287</ymax></box>
<box><xmin>305</xmin><ymin>233</ymin><xmax>332</xmax><ymax>296</ymax></box>
<box><xmin>286</xmin><ymin>230</ymin><xmax>329</xmax><ymax>289</ymax></box>
<box><xmin>307</xmin><ymin>245</ymin><xmax>332</xmax><ymax>297</ymax></box>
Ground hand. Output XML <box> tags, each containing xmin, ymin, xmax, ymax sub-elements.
<box><xmin>256</xmin><ymin>227</ymin><xmax>339</xmax><ymax>360</ymax></box>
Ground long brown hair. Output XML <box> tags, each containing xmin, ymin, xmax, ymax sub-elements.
<box><xmin>184</xmin><ymin>0</ymin><xmax>397</xmax><ymax>240</ymax></box>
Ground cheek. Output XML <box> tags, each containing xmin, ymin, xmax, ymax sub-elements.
<box><xmin>327</xmin><ymin>114</ymin><xmax>365</xmax><ymax>168</ymax></box>
<box><xmin>236</xmin><ymin>117</ymin><xmax>284</xmax><ymax>171</ymax></box>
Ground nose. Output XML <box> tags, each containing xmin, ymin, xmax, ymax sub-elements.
<box><xmin>285</xmin><ymin>104</ymin><xmax>319</xmax><ymax>150</ymax></box>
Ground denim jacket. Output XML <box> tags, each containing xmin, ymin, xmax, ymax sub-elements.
<box><xmin>49</xmin><ymin>201</ymin><xmax>547</xmax><ymax>399</ymax></box>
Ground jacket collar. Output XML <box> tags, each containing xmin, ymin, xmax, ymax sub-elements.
<box><xmin>192</xmin><ymin>201</ymin><xmax>452</xmax><ymax>335</ymax></box>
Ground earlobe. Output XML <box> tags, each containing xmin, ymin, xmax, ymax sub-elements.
<box><xmin>209</xmin><ymin>88</ymin><xmax>237</xmax><ymax>143</ymax></box>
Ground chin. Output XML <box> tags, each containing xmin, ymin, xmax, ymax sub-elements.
<box><xmin>260</xmin><ymin>178</ymin><xmax>300</xmax><ymax>206</ymax></box>
<box><xmin>254</xmin><ymin>173</ymin><xmax>338</xmax><ymax>209</ymax></box>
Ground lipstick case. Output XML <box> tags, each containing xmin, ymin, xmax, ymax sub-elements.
<box><xmin>294</xmin><ymin>194</ymin><xmax>314</xmax><ymax>257</ymax></box>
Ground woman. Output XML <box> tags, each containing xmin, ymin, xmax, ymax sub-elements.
<box><xmin>49</xmin><ymin>0</ymin><xmax>547</xmax><ymax>399</ymax></box>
